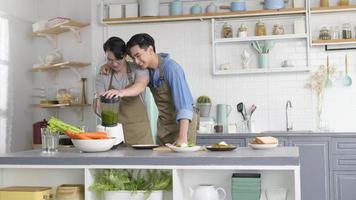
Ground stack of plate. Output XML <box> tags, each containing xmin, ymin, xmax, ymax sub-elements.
<box><xmin>231</xmin><ymin>173</ymin><xmax>261</xmax><ymax>200</ymax></box>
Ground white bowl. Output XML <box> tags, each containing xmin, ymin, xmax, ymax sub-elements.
<box><xmin>71</xmin><ymin>138</ymin><xmax>115</xmax><ymax>152</ymax></box>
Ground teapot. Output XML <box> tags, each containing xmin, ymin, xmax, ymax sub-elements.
<box><xmin>189</xmin><ymin>184</ymin><xmax>226</xmax><ymax>200</ymax></box>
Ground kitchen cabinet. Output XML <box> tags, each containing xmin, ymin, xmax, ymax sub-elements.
<box><xmin>0</xmin><ymin>147</ymin><xmax>301</xmax><ymax>200</ymax></box>
<box><xmin>289</xmin><ymin>138</ymin><xmax>330</xmax><ymax>200</ymax></box>
<box><xmin>197</xmin><ymin>132</ymin><xmax>356</xmax><ymax>200</ymax></box>
<box><xmin>331</xmin><ymin>137</ymin><xmax>356</xmax><ymax>200</ymax></box>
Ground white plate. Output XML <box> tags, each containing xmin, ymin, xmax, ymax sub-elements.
<box><xmin>248</xmin><ymin>143</ymin><xmax>278</xmax><ymax>150</ymax></box>
<box><xmin>166</xmin><ymin>144</ymin><xmax>202</xmax><ymax>152</ymax></box>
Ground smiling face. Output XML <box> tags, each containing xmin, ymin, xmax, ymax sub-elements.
<box><xmin>105</xmin><ymin>50</ymin><xmax>125</xmax><ymax>72</ymax></box>
<box><xmin>129</xmin><ymin>45</ymin><xmax>155</xmax><ymax>69</ymax></box>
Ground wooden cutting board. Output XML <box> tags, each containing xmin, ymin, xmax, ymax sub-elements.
<box><xmin>152</xmin><ymin>146</ymin><xmax>172</xmax><ymax>152</ymax></box>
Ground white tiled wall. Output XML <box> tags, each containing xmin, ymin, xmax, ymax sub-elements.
<box><xmin>105</xmin><ymin>18</ymin><xmax>356</xmax><ymax>132</ymax></box>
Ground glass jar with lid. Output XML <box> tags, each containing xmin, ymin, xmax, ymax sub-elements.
<box><xmin>342</xmin><ymin>23</ymin><xmax>352</xmax><ymax>39</ymax></box>
<box><xmin>255</xmin><ymin>20</ymin><xmax>266</xmax><ymax>36</ymax></box>
<box><xmin>339</xmin><ymin>0</ymin><xmax>349</xmax><ymax>6</ymax></box>
<box><xmin>222</xmin><ymin>22</ymin><xmax>233</xmax><ymax>38</ymax></box>
<box><xmin>319</xmin><ymin>26</ymin><xmax>331</xmax><ymax>40</ymax></box>
<box><xmin>237</xmin><ymin>24</ymin><xmax>248</xmax><ymax>38</ymax></box>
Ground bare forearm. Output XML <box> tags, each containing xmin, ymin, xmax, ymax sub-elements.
<box><xmin>120</xmin><ymin>82</ymin><xmax>146</xmax><ymax>97</ymax></box>
<box><xmin>176</xmin><ymin>119</ymin><xmax>189</xmax><ymax>145</ymax></box>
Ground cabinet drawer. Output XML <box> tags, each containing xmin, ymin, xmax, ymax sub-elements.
<box><xmin>196</xmin><ymin>138</ymin><xmax>246</xmax><ymax>147</ymax></box>
<box><xmin>332</xmin><ymin>138</ymin><xmax>356</xmax><ymax>154</ymax></box>
<box><xmin>332</xmin><ymin>155</ymin><xmax>356</xmax><ymax>171</ymax></box>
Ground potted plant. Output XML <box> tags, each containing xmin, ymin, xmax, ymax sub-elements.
<box><xmin>196</xmin><ymin>96</ymin><xmax>212</xmax><ymax>117</ymax></box>
<box><xmin>89</xmin><ymin>169</ymin><xmax>172</xmax><ymax>200</ymax></box>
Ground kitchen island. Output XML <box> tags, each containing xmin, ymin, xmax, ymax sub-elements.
<box><xmin>0</xmin><ymin>147</ymin><xmax>300</xmax><ymax>200</ymax></box>
<box><xmin>197</xmin><ymin>132</ymin><xmax>356</xmax><ymax>200</ymax></box>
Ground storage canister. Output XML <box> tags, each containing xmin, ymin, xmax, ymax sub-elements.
<box><xmin>320</xmin><ymin>0</ymin><xmax>329</xmax><ymax>7</ymax></box>
<box><xmin>255</xmin><ymin>20</ymin><xmax>266</xmax><ymax>36</ymax></box>
<box><xmin>222</xmin><ymin>22</ymin><xmax>233</xmax><ymax>38</ymax></box>
<box><xmin>342</xmin><ymin>23</ymin><xmax>352</xmax><ymax>39</ymax></box>
<box><xmin>238</xmin><ymin>24</ymin><xmax>248</xmax><ymax>37</ymax></box>
<box><xmin>138</xmin><ymin>0</ymin><xmax>159</xmax><ymax>16</ymax></box>
<box><xmin>264</xmin><ymin>0</ymin><xmax>285</xmax><ymax>10</ymax></box>
<box><xmin>170</xmin><ymin>0</ymin><xmax>183</xmax><ymax>16</ymax></box>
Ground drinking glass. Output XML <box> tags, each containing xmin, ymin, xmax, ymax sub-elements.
<box><xmin>41</xmin><ymin>128</ymin><xmax>59</xmax><ymax>153</ymax></box>
<box><xmin>266</xmin><ymin>188</ymin><xmax>287</xmax><ymax>200</ymax></box>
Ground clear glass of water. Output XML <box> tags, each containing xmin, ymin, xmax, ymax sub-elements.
<box><xmin>41</xmin><ymin>128</ymin><xmax>59</xmax><ymax>153</ymax></box>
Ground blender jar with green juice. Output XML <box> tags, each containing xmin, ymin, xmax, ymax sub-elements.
<box><xmin>94</xmin><ymin>96</ymin><xmax>120</xmax><ymax>127</ymax></box>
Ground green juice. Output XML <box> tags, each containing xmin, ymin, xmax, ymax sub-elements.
<box><xmin>101</xmin><ymin>110</ymin><xmax>118</xmax><ymax>126</ymax></box>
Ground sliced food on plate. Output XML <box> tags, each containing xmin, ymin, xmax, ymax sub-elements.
<box><xmin>249</xmin><ymin>136</ymin><xmax>278</xmax><ymax>150</ymax></box>
<box><xmin>165</xmin><ymin>143</ymin><xmax>202</xmax><ymax>152</ymax></box>
<box><xmin>206</xmin><ymin>141</ymin><xmax>237</xmax><ymax>151</ymax></box>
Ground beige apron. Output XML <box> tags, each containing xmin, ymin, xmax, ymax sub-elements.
<box><xmin>149</xmin><ymin>56</ymin><xmax>197</xmax><ymax>145</ymax></box>
<box><xmin>108</xmin><ymin>62</ymin><xmax>153</xmax><ymax>145</ymax></box>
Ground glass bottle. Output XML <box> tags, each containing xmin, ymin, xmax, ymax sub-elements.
<box><xmin>237</xmin><ymin>24</ymin><xmax>248</xmax><ymax>38</ymax></box>
<box><xmin>339</xmin><ymin>0</ymin><xmax>349</xmax><ymax>6</ymax></box>
<box><xmin>222</xmin><ymin>22</ymin><xmax>233</xmax><ymax>38</ymax></box>
<box><xmin>342</xmin><ymin>23</ymin><xmax>352</xmax><ymax>39</ymax></box>
<box><xmin>319</xmin><ymin>26</ymin><xmax>331</xmax><ymax>40</ymax></box>
<box><xmin>320</xmin><ymin>0</ymin><xmax>329</xmax><ymax>7</ymax></box>
<box><xmin>330</xmin><ymin>26</ymin><xmax>340</xmax><ymax>40</ymax></box>
<box><xmin>255</xmin><ymin>20</ymin><xmax>266</xmax><ymax>36</ymax></box>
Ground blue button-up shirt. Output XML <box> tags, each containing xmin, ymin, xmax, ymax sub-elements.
<box><xmin>148</xmin><ymin>53</ymin><xmax>194</xmax><ymax>121</ymax></box>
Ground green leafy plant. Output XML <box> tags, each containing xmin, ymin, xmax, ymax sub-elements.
<box><xmin>89</xmin><ymin>169</ymin><xmax>172</xmax><ymax>199</ymax></box>
<box><xmin>196</xmin><ymin>96</ymin><xmax>211</xmax><ymax>104</ymax></box>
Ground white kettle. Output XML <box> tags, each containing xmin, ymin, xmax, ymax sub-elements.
<box><xmin>189</xmin><ymin>184</ymin><xmax>226</xmax><ymax>200</ymax></box>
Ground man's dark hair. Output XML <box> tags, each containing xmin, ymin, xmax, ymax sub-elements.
<box><xmin>103</xmin><ymin>37</ymin><xmax>126</xmax><ymax>60</ymax></box>
<box><xmin>127</xmin><ymin>33</ymin><xmax>156</xmax><ymax>55</ymax></box>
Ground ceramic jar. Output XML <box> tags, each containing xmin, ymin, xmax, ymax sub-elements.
<box><xmin>206</xmin><ymin>3</ymin><xmax>217</xmax><ymax>13</ymax></box>
<box><xmin>191</xmin><ymin>4</ymin><xmax>202</xmax><ymax>14</ymax></box>
<box><xmin>170</xmin><ymin>0</ymin><xmax>183</xmax><ymax>16</ymax></box>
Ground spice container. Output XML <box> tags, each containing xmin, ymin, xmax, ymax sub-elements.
<box><xmin>255</xmin><ymin>20</ymin><xmax>266</xmax><ymax>36</ymax></box>
<box><xmin>330</xmin><ymin>26</ymin><xmax>340</xmax><ymax>40</ymax></box>
<box><xmin>320</xmin><ymin>0</ymin><xmax>329</xmax><ymax>7</ymax></box>
<box><xmin>237</xmin><ymin>24</ymin><xmax>248</xmax><ymax>38</ymax></box>
<box><xmin>342</xmin><ymin>23</ymin><xmax>352</xmax><ymax>39</ymax></box>
<box><xmin>339</xmin><ymin>0</ymin><xmax>349</xmax><ymax>6</ymax></box>
<box><xmin>272</xmin><ymin>24</ymin><xmax>284</xmax><ymax>35</ymax></box>
<box><xmin>222</xmin><ymin>22</ymin><xmax>233</xmax><ymax>38</ymax></box>
<box><xmin>319</xmin><ymin>26</ymin><xmax>331</xmax><ymax>40</ymax></box>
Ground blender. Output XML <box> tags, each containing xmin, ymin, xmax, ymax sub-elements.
<box><xmin>94</xmin><ymin>96</ymin><xmax>124</xmax><ymax>146</ymax></box>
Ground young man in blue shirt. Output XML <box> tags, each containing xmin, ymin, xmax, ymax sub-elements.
<box><xmin>104</xmin><ymin>33</ymin><xmax>196</xmax><ymax>145</ymax></box>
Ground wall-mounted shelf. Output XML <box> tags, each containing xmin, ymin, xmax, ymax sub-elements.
<box><xmin>102</xmin><ymin>8</ymin><xmax>306</xmax><ymax>25</ymax></box>
<box><xmin>32</xmin><ymin>20</ymin><xmax>89</xmax><ymax>47</ymax></box>
<box><xmin>214</xmin><ymin>33</ymin><xmax>308</xmax><ymax>44</ymax></box>
<box><xmin>33</xmin><ymin>104</ymin><xmax>91</xmax><ymax>108</ymax></box>
<box><xmin>311</xmin><ymin>39</ymin><xmax>356</xmax><ymax>46</ymax></box>
<box><xmin>31</xmin><ymin>61</ymin><xmax>90</xmax><ymax>72</ymax></box>
<box><xmin>214</xmin><ymin>67</ymin><xmax>310</xmax><ymax>75</ymax></box>
<box><xmin>311</xmin><ymin>5</ymin><xmax>356</xmax><ymax>13</ymax></box>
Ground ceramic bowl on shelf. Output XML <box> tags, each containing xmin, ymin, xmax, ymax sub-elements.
<box><xmin>71</xmin><ymin>138</ymin><xmax>115</xmax><ymax>152</ymax></box>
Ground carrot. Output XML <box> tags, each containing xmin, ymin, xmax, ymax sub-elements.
<box><xmin>65</xmin><ymin>130</ymin><xmax>108</xmax><ymax>140</ymax></box>
<box><xmin>78</xmin><ymin>132</ymin><xmax>108</xmax><ymax>139</ymax></box>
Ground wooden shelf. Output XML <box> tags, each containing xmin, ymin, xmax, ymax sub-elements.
<box><xmin>215</xmin><ymin>33</ymin><xmax>308</xmax><ymax>44</ymax></box>
<box><xmin>312</xmin><ymin>39</ymin><xmax>356</xmax><ymax>46</ymax></box>
<box><xmin>31</xmin><ymin>61</ymin><xmax>90</xmax><ymax>72</ymax></box>
<box><xmin>311</xmin><ymin>5</ymin><xmax>356</xmax><ymax>13</ymax></box>
<box><xmin>33</xmin><ymin>104</ymin><xmax>91</xmax><ymax>108</ymax></box>
<box><xmin>32</xmin><ymin>20</ymin><xmax>89</xmax><ymax>36</ymax></box>
<box><xmin>103</xmin><ymin>8</ymin><xmax>306</xmax><ymax>24</ymax></box>
<box><xmin>213</xmin><ymin>67</ymin><xmax>310</xmax><ymax>75</ymax></box>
